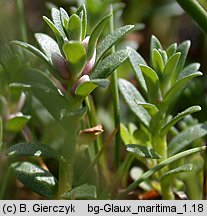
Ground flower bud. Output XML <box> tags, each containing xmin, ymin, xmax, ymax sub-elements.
<box><xmin>82</xmin><ymin>36</ymin><xmax>90</xmax><ymax>50</ymax></box>
<box><xmin>51</xmin><ymin>53</ymin><xmax>71</xmax><ymax>80</ymax></box>
<box><xmin>71</xmin><ymin>74</ymin><xmax>90</xmax><ymax>94</ymax></box>
<box><xmin>82</xmin><ymin>49</ymin><xmax>96</xmax><ymax>75</ymax></box>
<box><xmin>82</xmin><ymin>36</ymin><xmax>96</xmax><ymax>75</ymax></box>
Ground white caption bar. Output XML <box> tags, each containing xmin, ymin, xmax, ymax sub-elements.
<box><xmin>0</xmin><ymin>200</ymin><xmax>207</xmax><ymax>216</ymax></box>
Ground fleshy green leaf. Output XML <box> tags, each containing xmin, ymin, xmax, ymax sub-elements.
<box><xmin>151</xmin><ymin>49</ymin><xmax>164</xmax><ymax>77</ymax></box>
<box><xmin>179</xmin><ymin>63</ymin><xmax>200</xmax><ymax>79</ymax></box>
<box><xmin>90</xmin><ymin>49</ymin><xmax>130</xmax><ymax>79</ymax></box>
<box><xmin>127</xmin><ymin>47</ymin><xmax>147</xmax><ymax>95</ymax></box>
<box><xmin>87</xmin><ymin>14</ymin><xmax>111</xmax><ymax>60</ymax></box>
<box><xmin>12</xmin><ymin>68</ymin><xmax>59</xmax><ymax>92</ymax></box>
<box><xmin>62</xmin><ymin>184</ymin><xmax>97</xmax><ymax>199</ymax></box>
<box><xmin>161</xmin><ymin>164</ymin><xmax>193</xmax><ymax>181</ymax></box>
<box><xmin>168</xmin><ymin>122</ymin><xmax>207</xmax><ymax>156</ymax></box>
<box><xmin>150</xmin><ymin>35</ymin><xmax>162</xmax><ymax>51</ymax></box>
<box><xmin>150</xmin><ymin>35</ymin><xmax>162</xmax><ymax>65</ymax></box>
<box><xmin>51</xmin><ymin>8</ymin><xmax>66</xmax><ymax>38</ymax></box>
<box><xmin>7</xmin><ymin>142</ymin><xmax>62</xmax><ymax>160</ymax></box>
<box><xmin>158</xmin><ymin>49</ymin><xmax>168</xmax><ymax>65</ymax></box>
<box><xmin>11</xmin><ymin>41</ymin><xmax>52</xmax><ymax>70</ymax></box>
<box><xmin>96</xmin><ymin>25</ymin><xmax>134</xmax><ymax>62</ymax></box>
<box><xmin>76</xmin><ymin>4</ymin><xmax>87</xmax><ymax>40</ymax></box>
<box><xmin>171</xmin><ymin>40</ymin><xmax>191</xmax><ymax>84</ymax></box>
<box><xmin>162</xmin><ymin>71</ymin><xmax>202</xmax><ymax>113</ymax></box>
<box><xmin>12</xmin><ymin>162</ymin><xmax>58</xmax><ymax>198</ymax></box>
<box><xmin>43</xmin><ymin>16</ymin><xmax>60</xmax><ymax>36</ymax></box>
<box><xmin>43</xmin><ymin>16</ymin><xmax>64</xmax><ymax>47</ymax></box>
<box><xmin>135</xmin><ymin>101</ymin><xmax>159</xmax><ymax>116</ymax></box>
<box><xmin>161</xmin><ymin>52</ymin><xmax>181</xmax><ymax>95</ymax></box>
<box><xmin>63</xmin><ymin>41</ymin><xmax>86</xmax><ymax>77</ymax></box>
<box><xmin>133</xmin><ymin>126</ymin><xmax>150</xmax><ymax>146</ymax></box>
<box><xmin>166</xmin><ymin>43</ymin><xmax>177</xmax><ymax>58</ymax></box>
<box><xmin>60</xmin><ymin>7</ymin><xmax>69</xmax><ymax>30</ymax></box>
<box><xmin>128</xmin><ymin>123</ymin><xmax>138</xmax><ymax>135</ymax></box>
<box><xmin>139</xmin><ymin>64</ymin><xmax>159</xmax><ymax>103</ymax></box>
<box><xmin>126</xmin><ymin>144</ymin><xmax>161</xmax><ymax>159</ymax></box>
<box><xmin>61</xmin><ymin>107</ymin><xmax>87</xmax><ymax>127</ymax></box>
<box><xmin>6</xmin><ymin>115</ymin><xmax>31</xmax><ymax>132</ymax></box>
<box><xmin>128</xmin><ymin>47</ymin><xmax>147</xmax><ymax>65</ymax></box>
<box><xmin>35</xmin><ymin>33</ymin><xmax>60</xmax><ymax>61</ymax></box>
<box><xmin>161</xmin><ymin>106</ymin><xmax>201</xmax><ymax>135</ymax></box>
<box><xmin>10</xmin><ymin>68</ymin><xmax>68</xmax><ymax>122</ymax></box>
<box><xmin>120</xmin><ymin>123</ymin><xmax>131</xmax><ymax>145</ymax></box>
<box><xmin>118</xmin><ymin>79</ymin><xmax>151</xmax><ymax>127</ymax></box>
<box><xmin>122</xmin><ymin>146</ymin><xmax>205</xmax><ymax>194</ymax></box>
<box><xmin>75</xmin><ymin>79</ymin><xmax>109</xmax><ymax>97</ymax></box>
<box><xmin>67</xmin><ymin>14</ymin><xmax>82</xmax><ymax>41</ymax></box>
<box><xmin>120</xmin><ymin>123</ymin><xmax>140</xmax><ymax>145</ymax></box>
<box><xmin>31</xmin><ymin>87</ymin><xmax>68</xmax><ymax>123</ymax></box>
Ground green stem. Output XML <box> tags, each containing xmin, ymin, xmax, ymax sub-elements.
<box><xmin>0</xmin><ymin>166</ymin><xmax>11</xmax><ymax>199</ymax></box>
<box><xmin>83</xmin><ymin>97</ymin><xmax>113</xmax><ymax>185</ymax></box>
<box><xmin>160</xmin><ymin>179</ymin><xmax>174</xmax><ymax>200</ymax></box>
<box><xmin>58</xmin><ymin>157</ymin><xmax>73</xmax><ymax>197</ymax></box>
<box><xmin>84</xmin><ymin>96</ymin><xmax>99</xmax><ymax>190</ymax></box>
<box><xmin>153</xmin><ymin>134</ymin><xmax>168</xmax><ymax>162</ymax></box>
<box><xmin>119</xmin><ymin>146</ymin><xmax>206</xmax><ymax>198</ymax></box>
<box><xmin>113</xmin><ymin>154</ymin><xmax>134</xmax><ymax>189</ymax></box>
<box><xmin>85</xmin><ymin>97</ymin><xmax>96</xmax><ymax>126</ymax></box>
<box><xmin>17</xmin><ymin>0</ymin><xmax>28</xmax><ymax>42</ymax></box>
<box><xmin>110</xmin><ymin>4</ymin><xmax>121</xmax><ymax>170</ymax></box>
<box><xmin>85</xmin><ymin>96</ymin><xmax>96</xmax><ymax>159</ymax></box>
<box><xmin>152</xmin><ymin>134</ymin><xmax>174</xmax><ymax>199</ymax></box>
<box><xmin>177</xmin><ymin>0</ymin><xmax>207</xmax><ymax>33</ymax></box>
<box><xmin>102</xmin><ymin>154</ymin><xmax>134</xmax><ymax>199</ymax></box>
<box><xmin>203</xmin><ymin>149</ymin><xmax>207</xmax><ymax>199</ymax></box>
<box><xmin>184</xmin><ymin>172</ymin><xmax>202</xmax><ymax>199</ymax></box>
<box><xmin>58</xmin><ymin>123</ymin><xmax>78</xmax><ymax>197</ymax></box>
<box><xmin>77</xmin><ymin>128</ymin><xmax>117</xmax><ymax>185</ymax></box>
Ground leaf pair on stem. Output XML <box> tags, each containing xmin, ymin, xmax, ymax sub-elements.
<box><xmin>119</xmin><ymin>35</ymin><xmax>206</xmax><ymax>199</ymax></box>
<box><xmin>6</xmin><ymin>4</ymin><xmax>134</xmax><ymax>199</ymax></box>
